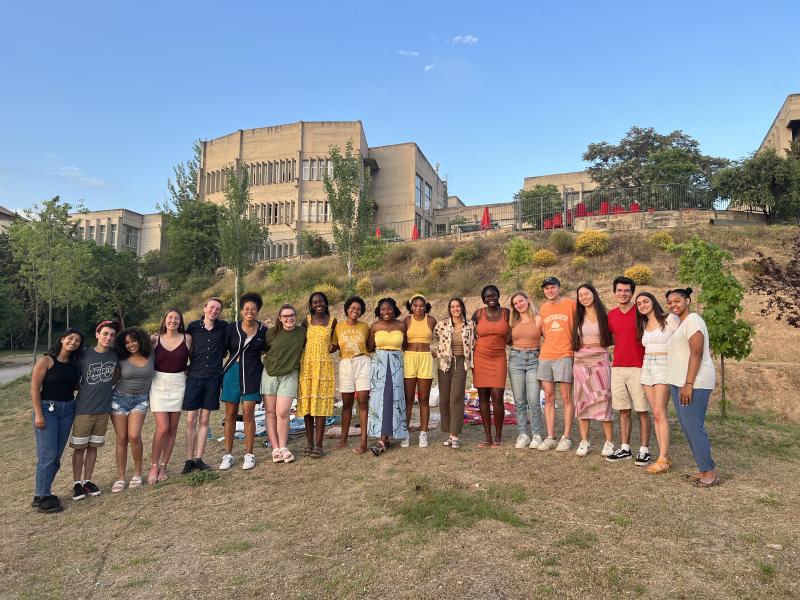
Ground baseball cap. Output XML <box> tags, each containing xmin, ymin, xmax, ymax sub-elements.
<box><xmin>541</xmin><ymin>277</ymin><xmax>561</xmax><ymax>288</ymax></box>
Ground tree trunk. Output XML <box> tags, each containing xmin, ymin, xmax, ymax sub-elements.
<box><xmin>32</xmin><ymin>298</ymin><xmax>39</xmax><ymax>366</ymax></box>
<box><xmin>233</xmin><ymin>268</ymin><xmax>239</xmax><ymax>321</ymax></box>
<box><xmin>720</xmin><ymin>355</ymin><xmax>727</xmax><ymax>419</ymax></box>
<box><xmin>47</xmin><ymin>298</ymin><xmax>53</xmax><ymax>348</ymax></box>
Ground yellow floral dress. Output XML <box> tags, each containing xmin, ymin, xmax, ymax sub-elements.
<box><xmin>297</xmin><ymin>316</ymin><xmax>335</xmax><ymax>416</ymax></box>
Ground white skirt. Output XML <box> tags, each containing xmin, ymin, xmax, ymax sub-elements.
<box><xmin>149</xmin><ymin>371</ymin><xmax>187</xmax><ymax>412</ymax></box>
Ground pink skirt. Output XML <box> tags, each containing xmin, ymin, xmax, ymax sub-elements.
<box><xmin>573</xmin><ymin>348</ymin><xmax>612</xmax><ymax>421</ymax></box>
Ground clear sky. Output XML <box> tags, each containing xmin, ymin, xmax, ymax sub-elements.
<box><xmin>1</xmin><ymin>1</ymin><xmax>798</xmax><ymax>214</ymax></box>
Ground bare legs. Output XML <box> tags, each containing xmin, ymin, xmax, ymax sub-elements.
<box><xmin>185</xmin><ymin>408</ymin><xmax>212</xmax><ymax>460</ymax></box>
<box><xmin>578</xmin><ymin>418</ymin><xmax>614</xmax><ymax>443</ymax></box>
<box><xmin>477</xmin><ymin>387</ymin><xmax>505</xmax><ymax>445</ymax></box>
<box><xmin>264</xmin><ymin>395</ymin><xmax>293</xmax><ymax>451</ymax></box>
<box><xmin>619</xmin><ymin>409</ymin><xmax>652</xmax><ymax>448</ymax></box>
<box><xmin>542</xmin><ymin>381</ymin><xmax>573</xmax><ymax>439</ymax></box>
<box><xmin>644</xmin><ymin>384</ymin><xmax>670</xmax><ymax>461</ymax></box>
<box><xmin>338</xmin><ymin>390</ymin><xmax>369</xmax><ymax>453</ymax></box>
<box><xmin>150</xmin><ymin>412</ymin><xmax>180</xmax><ymax>482</ymax></box>
<box><xmin>111</xmin><ymin>411</ymin><xmax>146</xmax><ymax>481</ymax></box>
<box><xmin>404</xmin><ymin>377</ymin><xmax>433</xmax><ymax>432</ymax></box>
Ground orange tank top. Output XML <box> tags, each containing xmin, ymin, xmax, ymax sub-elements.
<box><xmin>511</xmin><ymin>320</ymin><xmax>540</xmax><ymax>350</ymax></box>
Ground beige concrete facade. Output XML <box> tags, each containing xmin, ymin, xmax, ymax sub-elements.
<box><xmin>524</xmin><ymin>170</ymin><xmax>598</xmax><ymax>194</ymax></box>
<box><xmin>70</xmin><ymin>209</ymin><xmax>163</xmax><ymax>257</ymax></box>
<box><xmin>759</xmin><ymin>94</ymin><xmax>800</xmax><ymax>155</ymax></box>
<box><xmin>0</xmin><ymin>205</ymin><xmax>19</xmax><ymax>233</ymax></box>
<box><xmin>198</xmin><ymin>122</ymin><xmax>448</xmax><ymax>256</ymax></box>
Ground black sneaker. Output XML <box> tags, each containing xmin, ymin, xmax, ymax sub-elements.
<box><xmin>634</xmin><ymin>451</ymin><xmax>652</xmax><ymax>466</ymax></box>
<box><xmin>193</xmin><ymin>458</ymin><xmax>211</xmax><ymax>471</ymax></box>
<box><xmin>72</xmin><ymin>482</ymin><xmax>86</xmax><ymax>501</ymax></box>
<box><xmin>180</xmin><ymin>459</ymin><xmax>196</xmax><ymax>475</ymax></box>
<box><xmin>83</xmin><ymin>480</ymin><xmax>101</xmax><ymax>496</ymax></box>
<box><xmin>31</xmin><ymin>496</ymin><xmax>43</xmax><ymax>508</ymax></box>
<box><xmin>605</xmin><ymin>448</ymin><xmax>633</xmax><ymax>462</ymax></box>
<box><xmin>38</xmin><ymin>495</ymin><xmax>64</xmax><ymax>514</ymax></box>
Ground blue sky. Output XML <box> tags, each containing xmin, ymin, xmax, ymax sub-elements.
<box><xmin>1</xmin><ymin>1</ymin><xmax>798</xmax><ymax>214</ymax></box>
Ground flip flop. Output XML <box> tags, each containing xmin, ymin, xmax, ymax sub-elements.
<box><xmin>693</xmin><ymin>475</ymin><xmax>721</xmax><ymax>488</ymax></box>
<box><xmin>112</xmin><ymin>480</ymin><xmax>127</xmax><ymax>493</ymax></box>
<box><xmin>478</xmin><ymin>440</ymin><xmax>493</xmax><ymax>448</ymax></box>
<box><xmin>129</xmin><ymin>475</ymin><xmax>143</xmax><ymax>488</ymax></box>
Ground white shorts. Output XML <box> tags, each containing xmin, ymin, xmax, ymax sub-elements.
<box><xmin>339</xmin><ymin>355</ymin><xmax>371</xmax><ymax>393</ymax></box>
<box><xmin>640</xmin><ymin>354</ymin><xmax>669</xmax><ymax>386</ymax></box>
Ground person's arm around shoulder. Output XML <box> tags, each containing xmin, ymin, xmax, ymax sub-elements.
<box><xmin>184</xmin><ymin>332</ymin><xmax>193</xmax><ymax>353</ymax></box>
<box><xmin>367</xmin><ymin>323</ymin><xmax>377</xmax><ymax>353</ymax></box>
<box><xmin>30</xmin><ymin>356</ymin><xmax>54</xmax><ymax>429</ymax></box>
<box><xmin>328</xmin><ymin>317</ymin><xmax>338</xmax><ymax>354</ymax></box>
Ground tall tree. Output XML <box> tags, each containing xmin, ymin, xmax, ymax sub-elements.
<box><xmin>87</xmin><ymin>244</ymin><xmax>149</xmax><ymax>328</ymax></box>
<box><xmin>583</xmin><ymin>126</ymin><xmax>728</xmax><ymax>189</ymax></box>
<box><xmin>514</xmin><ymin>184</ymin><xmax>561</xmax><ymax>225</ymax></box>
<box><xmin>323</xmin><ymin>138</ymin><xmax>374</xmax><ymax>280</ymax></box>
<box><xmin>218</xmin><ymin>163</ymin><xmax>268</xmax><ymax>319</ymax></box>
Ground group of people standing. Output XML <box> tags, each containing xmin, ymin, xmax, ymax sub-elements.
<box><xmin>30</xmin><ymin>276</ymin><xmax>720</xmax><ymax>514</ymax></box>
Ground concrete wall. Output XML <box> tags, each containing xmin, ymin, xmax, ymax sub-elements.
<box><xmin>573</xmin><ymin>209</ymin><xmax>766</xmax><ymax>232</ymax></box>
<box><xmin>524</xmin><ymin>170</ymin><xmax>597</xmax><ymax>193</ymax></box>
<box><xmin>71</xmin><ymin>209</ymin><xmax>163</xmax><ymax>257</ymax></box>
<box><xmin>759</xmin><ymin>94</ymin><xmax>800</xmax><ymax>155</ymax></box>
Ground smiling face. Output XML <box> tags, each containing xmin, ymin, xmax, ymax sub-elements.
<box><xmin>667</xmin><ymin>292</ymin><xmax>689</xmax><ymax>316</ymax></box>
<box><xmin>379</xmin><ymin>301</ymin><xmax>395</xmax><ymax>321</ymax></box>
<box><xmin>449</xmin><ymin>300</ymin><xmax>463</xmax><ymax>319</ymax></box>
<box><xmin>124</xmin><ymin>334</ymin><xmax>140</xmax><ymax>355</ymax></box>
<box><xmin>204</xmin><ymin>299</ymin><xmax>222</xmax><ymax>321</ymax></box>
<box><xmin>279</xmin><ymin>308</ymin><xmax>297</xmax><ymax>330</ymax></box>
<box><xmin>483</xmin><ymin>288</ymin><xmax>499</xmax><ymax>308</ymax></box>
<box><xmin>614</xmin><ymin>283</ymin><xmax>633</xmax><ymax>306</ymax></box>
<box><xmin>542</xmin><ymin>284</ymin><xmax>560</xmax><ymax>301</ymax></box>
<box><xmin>636</xmin><ymin>295</ymin><xmax>653</xmax><ymax>316</ymax></box>
<box><xmin>577</xmin><ymin>286</ymin><xmax>595</xmax><ymax>308</ymax></box>
<box><xmin>511</xmin><ymin>294</ymin><xmax>529</xmax><ymax>314</ymax></box>
<box><xmin>411</xmin><ymin>298</ymin><xmax>426</xmax><ymax>317</ymax></box>
<box><xmin>96</xmin><ymin>326</ymin><xmax>116</xmax><ymax>349</ymax></box>
<box><xmin>346</xmin><ymin>301</ymin><xmax>363</xmax><ymax>323</ymax></box>
<box><xmin>241</xmin><ymin>301</ymin><xmax>259</xmax><ymax>322</ymax></box>
<box><xmin>311</xmin><ymin>294</ymin><xmax>327</xmax><ymax>315</ymax></box>
<box><xmin>164</xmin><ymin>311</ymin><xmax>181</xmax><ymax>332</ymax></box>
<box><xmin>61</xmin><ymin>333</ymin><xmax>82</xmax><ymax>353</ymax></box>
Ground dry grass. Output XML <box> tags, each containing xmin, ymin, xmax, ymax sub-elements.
<box><xmin>3</xmin><ymin>372</ymin><xmax>800</xmax><ymax>599</ymax></box>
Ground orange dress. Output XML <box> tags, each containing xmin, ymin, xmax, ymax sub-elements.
<box><xmin>473</xmin><ymin>308</ymin><xmax>510</xmax><ymax>388</ymax></box>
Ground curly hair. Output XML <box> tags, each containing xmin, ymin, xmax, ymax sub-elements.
<box><xmin>115</xmin><ymin>326</ymin><xmax>153</xmax><ymax>360</ymax></box>
<box><xmin>343</xmin><ymin>295</ymin><xmax>366</xmax><ymax>316</ymax></box>
<box><xmin>405</xmin><ymin>295</ymin><xmax>432</xmax><ymax>314</ymax></box>
<box><xmin>374</xmin><ymin>297</ymin><xmax>401</xmax><ymax>319</ymax></box>
<box><xmin>239</xmin><ymin>292</ymin><xmax>263</xmax><ymax>311</ymax></box>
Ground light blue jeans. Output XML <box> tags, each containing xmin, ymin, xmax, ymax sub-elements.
<box><xmin>34</xmin><ymin>400</ymin><xmax>75</xmax><ymax>496</ymax></box>
<box><xmin>670</xmin><ymin>386</ymin><xmax>715</xmax><ymax>472</ymax></box>
<box><xmin>508</xmin><ymin>349</ymin><xmax>543</xmax><ymax>437</ymax></box>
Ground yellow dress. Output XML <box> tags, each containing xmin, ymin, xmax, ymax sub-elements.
<box><xmin>297</xmin><ymin>316</ymin><xmax>336</xmax><ymax>416</ymax></box>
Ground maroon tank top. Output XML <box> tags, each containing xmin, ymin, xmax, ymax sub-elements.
<box><xmin>154</xmin><ymin>335</ymin><xmax>190</xmax><ymax>373</ymax></box>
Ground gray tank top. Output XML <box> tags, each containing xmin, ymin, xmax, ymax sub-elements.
<box><xmin>115</xmin><ymin>355</ymin><xmax>156</xmax><ymax>395</ymax></box>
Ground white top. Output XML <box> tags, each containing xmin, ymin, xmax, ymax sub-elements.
<box><xmin>642</xmin><ymin>313</ymin><xmax>680</xmax><ymax>354</ymax></box>
<box><xmin>666</xmin><ymin>313</ymin><xmax>716</xmax><ymax>389</ymax></box>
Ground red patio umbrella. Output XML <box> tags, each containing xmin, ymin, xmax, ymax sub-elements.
<box><xmin>375</xmin><ymin>227</ymin><xmax>381</xmax><ymax>238</ymax></box>
<box><xmin>480</xmin><ymin>206</ymin><xmax>491</xmax><ymax>230</ymax></box>
<box><xmin>411</xmin><ymin>223</ymin><xmax>420</xmax><ymax>241</ymax></box>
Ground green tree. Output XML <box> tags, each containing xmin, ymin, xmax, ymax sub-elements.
<box><xmin>677</xmin><ymin>236</ymin><xmax>754</xmax><ymax>418</ymax></box>
<box><xmin>0</xmin><ymin>279</ymin><xmax>25</xmax><ymax>350</ymax></box>
<box><xmin>514</xmin><ymin>184</ymin><xmax>561</xmax><ymax>226</ymax></box>
<box><xmin>323</xmin><ymin>139</ymin><xmax>374</xmax><ymax>280</ymax></box>
<box><xmin>218</xmin><ymin>164</ymin><xmax>268</xmax><ymax>319</ymax></box>
<box><xmin>583</xmin><ymin>126</ymin><xmax>728</xmax><ymax>189</ymax></box>
<box><xmin>87</xmin><ymin>245</ymin><xmax>149</xmax><ymax>328</ymax></box>
<box><xmin>712</xmin><ymin>148</ymin><xmax>800</xmax><ymax>222</ymax></box>
<box><xmin>298</xmin><ymin>229</ymin><xmax>332</xmax><ymax>258</ymax></box>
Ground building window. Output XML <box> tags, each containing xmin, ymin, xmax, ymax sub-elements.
<box><xmin>327</xmin><ymin>160</ymin><xmax>333</xmax><ymax>178</ymax></box>
<box><xmin>302</xmin><ymin>160</ymin><xmax>310</xmax><ymax>180</ymax></box>
<box><xmin>109</xmin><ymin>224</ymin><xmax>117</xmax><ymax>246</ymax></box>
<box><xmin>88</xmin><ymin>225</ymin><xmax>95</xmax><ymax>241</ymax></box>
<box><xmin>124</xmin><ymin>225</ymin><xmax>139</xmax><ymax>250</ymax></box>
<box><xmin>78</xmin><ymin>226</ymin><xmax>84</xmax><ymax>239</ymax></box>
<box><xmin>416</xmin><ymin>175</ymin><xmax>423</xmax><ymax>208</ymax></box>
<box><xmin>311</xmin><ymin>159</ymin><xmax>318</xmax><ymax>181</ymax></box>
<box><xmin>98</xmin><ymin>225</ymin><xmax>106</xmax><ymax>245</ymax></box>
<box><xmin>424</xmin><ymin>183</ymin><xmax>432</xmax><ymax>212</ymax></box>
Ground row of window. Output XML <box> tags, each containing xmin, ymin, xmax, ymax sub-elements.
<box><xmin>205</xmin><ymin>157</ymin><xmax>336</xmax><ymax>194</ymax></box>
<box><xmin>246</xmin><ymin>200</ymin><xmax>331</xmax><ymax>225</ymax></box>
<box><xmin>415</xmin><ymin>174</ymin><xmax>433</xmax><ymax>212</ymax></box>
<box><xmin>253</xmin><ymin>242</ymin><xmax>296</xmax><ymax>261</ymax></box>
<box><xmin>77</xmin><ymin>223</ymin><xmax>139</xmax><ymax>249</ymax></box>
<box><xmin>301</xmin><ymin>159</ymin><xmax>333</xmax><ymax>181</ymax></box>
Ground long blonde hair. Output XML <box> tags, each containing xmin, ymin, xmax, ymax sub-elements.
<box><xmin>509</xmin><ymin>291</ymin><xmax>538</xmax><ymax>327</ymax></box>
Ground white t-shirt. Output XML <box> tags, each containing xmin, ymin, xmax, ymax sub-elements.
<box><xmin>642</xmin><ymin>313</ymin><xmax>680</xmax><ymax>354</ymax></box>
<box><xmin>666</xmin><ymin>313</ymin><xmax>716</xmax><ymax>389</ymax></box>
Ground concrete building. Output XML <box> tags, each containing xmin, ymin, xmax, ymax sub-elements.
<box><xmin>71</xmin><ymin>209</ymin><xmax>163</xmax><ymax>257</ymax></box>
<box><xmin>759</xmin><ymin>94</ymin><xmax>800</xmax><ymax>155</ymax></box>
<box><xmin>0</xmin><ymin>205</ymin><xmax>20</xmax><ymax>233</ymax></box>
<box><xmin>198</xmin><ymin>121</ymin><xmax>448</xmax><ymax>258</ymax></box>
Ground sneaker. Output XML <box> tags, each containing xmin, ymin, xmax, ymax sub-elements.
<box><xmin>72</xmin><ymin>482</ymin><xmax>86</xmax><ymax>501</ymax></box>
<box><xmin>219</xmin><ymin>453</ymin><xmax>235</xmax><ymax>471</ymax></box>
<box><xmin>555</xmin><ymin>437</ymin><xmax>573</xmax><ymax>452</ymax></box>
<box><xmin>400</xmin><ymin>436</ymin><xmax>410</xmax><ymax>448</ymax></box>
<box><xmin>38</xmin><ymin>495</ymin><xmax>64</xmax><ymax>514</ymax></box>
<box><xmin>515</xmin><ymin>434</ymin><xmax>531</xmax><ymax>449</ymax></box>
<box><xmin>634</xmin><ymin>450</ymin><xmax>652</xmax><ymax>466</ymax></box>
<box><xmin>193</xmin><ymin>458</ymin><xmax>212</xmax><ymax>471</ymax></box>
<box><xmin>83</xmin><ymin>481</ymin><xmax>101</xmax><ymax>497</ymax></box>
<box><xmin>419</xmin><ymin>432</ymin><xmax>429</xmax><ymax>448</ymax></box>
<box><xmin>576</xmin><ymin>440</ymin><xmax>591</xmax><ymax>457</ymax></box>
<box><xmin>606</xmin><ymin>447</ymin><xmax>633</xmax><ymax>462</ymax></box>
<box><xmin>537</xmin><ymin>437</ymin><xmax>558</xmax><ymax>451</ymax></box>
<box><xmin>31</xmin><ymin>496</ymin><xmax>42</xmax><ymax>508</ymax></box>
<box><xmin>180</xmin><ymin>459</ymin><xmax>196</xmax><ymax>475</ymax></box>
<box><xmin>242</xmin><ymin>453</ymin><xmax>256</xmax><ymax>470</ymax></box>
<box><xmin>529</xmin><ymin>434</ymin><xmax>543</xmax><ymax>449</ymax></box>
<box><xmin>601</xmin><ymin>441</ymin><xmax>615</xmax><ymax>457</ymax></box>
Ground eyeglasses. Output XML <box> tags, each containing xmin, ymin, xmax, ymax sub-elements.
<box><xmin>280</xmin><ymin>314</ymin><xmax>296</xmax><ymax>319</ymax></box>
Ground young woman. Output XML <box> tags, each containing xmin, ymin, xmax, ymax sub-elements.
<box><xmin>298</xmin><ymin>291</ymin><xmax>337</xmax><ymax>458</ymax></box>
<box><xmin>31</xmin><ymin>328</ymin><xmax>84</xmax><ymax>513</ymax></box>
<box><xmin>148</xmin><ymin>308</ymin><xmax>192</xmax><ymax>484</ymax></box>
<box><xmin>636</xmin><ymin>292</ymin><xmax>680</xmax><ymax>474</ymax></box>
<box><xmin>332</xmin><ymin>296</ymin><xmax>371</xmax><ymax>454</ymax></box>
<box><xmin>508</xmin><ymin>292</ymin><xmax>544</xmax><ymax>450</ymax></box>
<box><xmin>262</xmin><ymin>304</ymin><xmax>307</xmax><ymax>464</ymax></box>
<box><xmin>665</xmin><ymin>288</ymin><xmax>719</xmax><ymax>487</ymax></box>
<box><xmin>571</xmin><ymin>284</ymin><xmax>614</xmax><ymax>457</ymax></box>
<box><xmin>403</xmin><ymin>295</ymin><xmax>437</xmax><ymax>448</ymax></box>
<box><xmin>367</xmin><ymin>298</ymin><xmax>408</xmax><ymax>455</ymax></box>
<box><xmin>433</xmin><ymin>297</ymin><xmax>475</xmax><ymax>449</ymax></box>
<box><xmin>219</xmin><ymin>293</ymin><xmax>268</xmax><ymax>471</ymax></box>
<box><xmin>472</xmin><ymin>284</ymin><xmax>511</xmax><ymax>447</ymax></box>
<box><xmin>111</xmin><ymin>327</ymin><xmax>155</xmax><ymax>492</ymax></box>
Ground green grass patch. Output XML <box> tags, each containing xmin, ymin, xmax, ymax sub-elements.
<box><xmin>184</xmin><ymin>470</ymin><xmax>220</xmax><ymax>486</ymax></box>
<box><xmin>212</xmin><ymin>541</ymin><xmax>253</xmax><ymax>555</ymax></box>
<box><xmin>757</xmin><ymin>561</ymin><xmax>776</xmax><ymax>580</ymax></box>
<box><xmin>757</xmin><ymin>493</ymin><xmax>779</xmax><ymax>507</ymax></box>
<box><xmin>121</xmin><ymin>578</ymin><xmax>149</xmax><ymax>589</ymax></box>
<box><xmin>248</xmin><ymin>522</ymin><xmax>272</xmax><ymax>533</ymax></box>
<box><xmin>558</xmin><ymin>529</ymin><xmax>597</xmax><ymax>548</ymax></box>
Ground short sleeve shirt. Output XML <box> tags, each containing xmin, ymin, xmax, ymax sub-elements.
<box><xmin>666</xmin><ymin>313</ymin><xmax>716</xmax><ymax>389</ymax></box>
<box><xmin>607</xmin><ymin>306</ymin><xmax>645</xmax><ymax>367</ymax></box>
<box><xmin>186</xmin><ymin>319</ymin><xmax>229</xmax><ymax>379</ymax></box>
<box><xmin>75</xmin><ymin>348</ymin><xmax>118</xmax><ymax>415</ymax></box>
<box><xmin>540</xmin><ymin>298</ymin><xmax>577</xmax><ymax>360</ymax></box>
<box><xmin>333</xmin><ymin>321</ymin><xmax>370</xmax><ymax>359</ymax></box>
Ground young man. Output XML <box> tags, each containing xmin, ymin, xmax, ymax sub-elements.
<box><xmin>536</xmin><ymin>277</ymin><xmax>577</xmax><ymax>452</ymax></box>
<box><xmin>70</xmin><ymin>320</ymin><xmax>120</xmax><ymax>500</ymax></box>
<box><xmin>182</xmin><ymin>297</ymin><xmax>228</xmax><ymax>473</ymax></box>
<box><xmin>606</xmin><ymin>276</ymin><xmax>652</xmax><ymax>465</ymax></box>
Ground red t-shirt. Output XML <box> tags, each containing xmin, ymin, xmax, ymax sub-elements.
<box><xmin>607</xmin><ymin>306</ymin><xmax>644</xmax><ymax>367</ymax></box>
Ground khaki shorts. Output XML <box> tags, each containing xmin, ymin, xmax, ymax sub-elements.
<box><xmin>404</xmin><ymin>351</ymin><xmax>434</xmax><ymax>379</ymax></box>
<box><xmin>611</xmin><ymin>367</ymin><xmax>648</xmax><ymax>412</ymax></box>
<box><xmin>70</xmin><ymin>413</ymin><xmax>110</xmax><ymax>448</ymax></box>
<box><xmin>339</xmin><ymin>355</ymin><xmax>371</xmax><ymax>393</ymax></box>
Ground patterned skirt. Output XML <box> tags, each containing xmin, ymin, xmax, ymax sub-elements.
<box><xmin>573</xmin><ymin>348</ymin><xmax>612</xmax><ymax>421</ymax></box>
<box><xmin>367</xmin><ymin>350</ymin><xmax>408</xmax><ymax>439</ymax></box>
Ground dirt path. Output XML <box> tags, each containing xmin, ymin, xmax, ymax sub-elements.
<box><xmin>0</xmin><ymin>354</ymin><xmax>32</xmax><ymax>385</ymax></box>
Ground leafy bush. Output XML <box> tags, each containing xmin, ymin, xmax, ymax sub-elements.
<box><xmin>356</xmin><ymin>237</ymin><xmax>387</xmax><ymax>271</ymax></box>
<box><xmin>372</xmin><ymin>273</ymin><xmax>404</xmax><ymax>293</ymax></box>
<box><xmin>504</xmin><ymin>237</ymin><xmax>536</xmax><ymax>270</ymax></box>
<box><xmin>550</xmin><ymin>230</ymin><xmax>575</xmax><ymax>254</ymax></box>
<box><xmin>647</xmin><ymin>230</ymin><xmax>675</xmax><ymax>251</ymax></box>
<box><xmin>312</xmin><ymin>282</ymin><xmax>341</xmax><ymax>304</ymax></box>
<box><xmin>575</xmin><ymin>230</ymin><xmax>612</xmax><ymax>256</ymax></box>
<box><xmin>410</xmin><ymin>264</ymin><xmax>424</xmax><ymax>278</ymax></box>
<box><xmin>571</xmin><ymin>256</ymin><xmax>589</xmax><ymax>271</ymax></box>
<box><xmin>500</xmin><ymin>268</ymin><xmax>529</xmax><ymax>291</ymax></box>
<box><xmin>532</xmin><ymin>249</ymin><xmax>557</xmax><ymax>267</ymax></box>
<box><xmin>525</xmin><ymin>271</ymin><xmax>560</xmax><ymax>299</ymax></box>
<box><xmin>385</xmin><ymin>243</ymin><xmax>415</xmax><ymax>267</ymax></box>
<box><xmin>451</xmin><ymin>242</ymin><xmax>481</xmax><ymax>265</ymax></box>
<box><xmin>354</xmin><ymin>276</ymin><xmax>373</xmax><ymax>298</ymax></box>
<box><xmin>265</xmin><ymin>262</ymin><xmax>287</xmax><ymax>284</ymax></box>
<box><xmin>298</xmin><ymin>229</ymin><xmax>332</xmax><ymax>258</ymax></box>
<box><xmin>623</xmin><ymin>264</ymin><xmax>654</xmax><ymax>286</ymax></box>
<box><xmin>429</xmin><ymin>257</ymin><xmax>450</xmax><ymax>277</ymax></box>
<box><xmin>293</xmin><ymin>261</ymin><xmax>334</xmax><ymax>292</ymax></box>
<box><xmin>448</xmin><ymin>264</ymin><xmax>489</xmax><ymax>297</ymax></box>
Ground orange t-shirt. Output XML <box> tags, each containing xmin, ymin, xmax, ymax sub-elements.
<box><xmin>539</xmin><ymin>298</ymin><xmax>577</xmax><ymax>360</ymax></box>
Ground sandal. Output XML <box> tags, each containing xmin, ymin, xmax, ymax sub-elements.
<box><xmin>646</xmin><ymin>457</ymin><xmax>671</xmax><ymax>475</ymax></box>
<box><xmin>370</xmin><ymin>440</ymin><xmax>387</xmax><ymax>456</ymax></box>
<box><xmin>112</xmin><ymin>480</ymin><xmax>127</xmax><ymax>493</ymax></box>
<box><xmin>302</xmin><ymin>446</ymin><xmax>314</xmax><ymax>457</ymax></box>
<box><xmin>279</xmin><ymin>447</ymin><xmax>295</xmax><ymax>463</ymax></box>
<box><xmin>443</xmin><ymin>437</ymin><xmax>453</xmax><ymax>447</ymax></box>
<box><xmin>310</xmin><ymin>447</ymin><xmax>325</xmax><ymax>459</ymax></box>
<box><xmin>492</xmin><ymin>439</ymin><xmax>503</xmax><ymax>448</ymax></box>
<box><xmin>272</xmin><ymin>448</ymin><xmax>283</xmax><ymax>463</ymax></box>
<box><xmin>478</xmin><ymin>440</ymin><xmax>493</xmax><ymax>448</ymax></box>
<box><xmin>147</xmin><ymin>464</ymin><xmax>159</xmax><ymax>485</ymax></box>
<box><xmin>129</xmin><ymin>475</ymin><xmax>143</xmax><ymax>488</ymax></box>
<box><xmin>684</xmin><ymin>472</ymin><xmax>703</xmax><ymax>481</ymax></box>
<box><xmin>451</xmin><ymin>438</ymin><xmax>461</xmax><ymax>449</ymax></box>
<box><xmin>353</xmin><ymin>446</ymin><xmax>367</xmax><ymax>455</ymax></box>
<box><xmin>693</xmin><ymin>475</ymin><xmax>721</xmax><ymax>488</ymax></box>
<box><xmin>157</xmin><ymin>463</ymin><xmax>168</xmax><ymax>482</ymax></box>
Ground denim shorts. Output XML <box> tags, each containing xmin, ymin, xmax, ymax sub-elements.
<box><xmin>111</xmin><ymin>390</ymin><xmax>150</xmax><ymax>415</ymax></box>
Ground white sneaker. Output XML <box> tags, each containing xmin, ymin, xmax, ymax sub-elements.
<box><xmin>601</xmin><ymin>441</ymin><xmax>615</xmax><ymax>457</ymax></box>
<box><xmin>529</xmin><ymin>434</ymin><xmax>543</xmax><ymax>449</ymax></box>
<box><xmin>242</xmin><ymin>453</ymin><xmax>256</xmax><ymax>470</ymax></box>
<box><xmin>400</xmin><ymin>436</ymin><xmax>410</xmax><ymax>448</ymax></box>
<box><xmin>556</xmin><ymin>436</ymin><xmax>573</xmax><ymax>452</ymax></box>
<box><xmin>419</xmin><ymin>432</ymin><xmax>429</xmax><ymax>448</ymax></box>
<box><xmin>537</xmin><ymin>437</ymin><xmax>558</xmax><ymax>451</ymax></box>
<box><xmin>576</xmin><ymin>440</ymin><xmax>590</xmax><ymax>457</ymax></box>
<box><xmin>515</xmin><ymin>434</ymin><xmax>531</xmax><ymax>449</ymax></box>
<box><xmin>219</xmin><ymin>453</ymin><xmax>235</xmax><ymax>470</ymax></box>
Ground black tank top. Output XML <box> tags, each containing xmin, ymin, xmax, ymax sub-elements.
<box><xmin>154</xmin><ymin>335</ymin><xmax>190</xmax><ymax>373</ymax></box>
<box><xmin>41</xmin><ymin>358</ymin><xmax>80</xmax><ymax>401</ymax></box>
